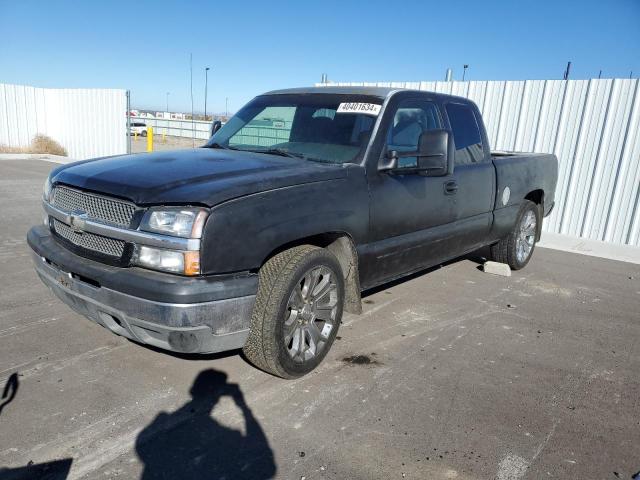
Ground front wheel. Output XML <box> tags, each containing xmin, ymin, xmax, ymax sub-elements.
<box><xmin>490</xmin><ymin>200</ymin><xmax>541</xmax><ymax>270</ymax></box>
<box><xmin>243</xmin><ymin>245</ymin><xmax>344</xmax><ymax>378</ymax></box>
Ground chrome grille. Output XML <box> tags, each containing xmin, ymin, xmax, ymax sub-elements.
<box><xmin>51</xmin><ymin>186</ymin><xmax>136</xmax><ymax>227</ymax></box>
<box><xmin>53</xmin><ymin>219</ymin><xmax>125</xmax><ymax>258</ymax></box>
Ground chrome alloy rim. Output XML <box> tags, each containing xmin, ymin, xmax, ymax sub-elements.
<box><xmin>283</xmin><ymin>266</ymin><xmax>338</xmax><ymax>363</ymax></box>
<box><xmin>516</xmin><ymin>210</ymin><xmax>537</xmax><ymax>263</ymax></box>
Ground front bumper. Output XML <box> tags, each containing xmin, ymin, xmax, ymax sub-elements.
<box><xmin>28</xmin><ymin>225</ymin><xmax>257</xmax><ymax>354</ymax></box>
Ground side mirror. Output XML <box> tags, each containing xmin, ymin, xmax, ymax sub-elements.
<box><xmin>416</xmin><ymin>129</ymin><xmax>451</xmax><ymax>176</ymax></box>
<box><xmin>379</xmin><ymin>129</ymin><xmax>452</xmax><ymax>176</ymax></box>
<box><xmin>211</xmin><ymin>120</ymin><xmax>222</xmax><ymax>136</ymax></box>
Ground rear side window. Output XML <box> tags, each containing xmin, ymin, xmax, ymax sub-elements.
<box><xmin>446</xmin><ymin>103</ymin><xmax>484</xmax><ymax>164</ymax></box>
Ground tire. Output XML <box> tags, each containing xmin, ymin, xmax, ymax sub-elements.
<box><xmin>490</xmin><ymin>200</ymin><xmax>541</xmax><ymax>270</ymax></box>
<box><xmin>141</xmin><ymin>130</ymin><xmax>147</xmax><ymax>137</ymax></box>
<box><xmin>243</xmin><ymin>245</ymin><xmax>344</xmax><ymax>378</ymax></box>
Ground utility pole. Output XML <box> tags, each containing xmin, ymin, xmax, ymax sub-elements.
<box><xmin>204</xmin><ymin>67</ymin><xmax>210</xmax><ymax>120</ymax></box>
<box><xmin>225</xmin><ymin>97</ymin><xmax>229</xmax><ymax>118</ymax></box>
<box><xmin>598</xmin><ymin>70</ymin><xmax>602</xmax><ymax>79</ymax></box>
<box><xmin>190</xmin><ymin>53</ymin><xmax>194</xmax><ymax>147</ymax></box>
<box><xmin>563</xmin><ymin>61</ymin><xmax>572</xmax><ymax>80</ymax></box>
<box><xmin>462</xmin><ymin>64</ymin><xmax>469</xmax><ymax>81</ymax></box>
<box><xmin>166</xmin><ymin>92</ymin><xmax>170</xmax><ymax>113</ymax></box>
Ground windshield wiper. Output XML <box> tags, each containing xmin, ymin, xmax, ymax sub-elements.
<box><xmin>248</xmin><ymin>148</ymin><xmax>305</xmax><ymax>159</ymax></box>
<box><xmin>204</xmin><ymin>142</ymin><xmax>229</xmax><ymax>150</ymax></box>
<box><xmin>205</xmin><ymin>143</ymin><xmax>244</xmax><ymax>151</ymax></box>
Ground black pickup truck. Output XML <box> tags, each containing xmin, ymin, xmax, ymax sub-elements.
<box><xmin>28</xmin><ymin>87</ymin><xmax>558</xmax><ymax>378</ymax></box>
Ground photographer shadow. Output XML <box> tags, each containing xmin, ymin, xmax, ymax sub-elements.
<box><xmin>135</xmin><ymin>369</ymin><xmax>276</xmax><ymax>480</ymax></box>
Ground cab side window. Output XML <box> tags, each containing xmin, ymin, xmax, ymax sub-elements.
<box><xmin>385</xmin><ymin>100</ymin><xmax>442</xmax><ymax>168</ymax></box>
<box><xmin>446</xmin><ymin>103</ymin><xmax>485</xmax><ymax>165</ymax></box>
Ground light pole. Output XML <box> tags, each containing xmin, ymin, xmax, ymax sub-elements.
<box><xmin>166</xmin><ymin>92</ymin><xmax>170</xmax><ymax>113</ymax></box>
<box><xmin>225</xmin><ymin>97</ymin><xmax>228</xmax><ymax>118</ymax></box>
<box><xmin>462</xmin><ymin>64</ymin><xmax>469</xmax><ymax>81</ymax></box>
<box><xmin>204</xmin><ymin>67</ymin><xmax>210</xmax><ymax>120</ymax></box>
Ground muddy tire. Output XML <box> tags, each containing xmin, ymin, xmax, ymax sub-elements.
<box><xmin>243</xmin><ymin>245</ymin><xmax>344</xmax><ymax>378</ymax></box>
<box><xmin>490</xmin><ymin>200</ymin><xmax>541</xmax><ymax>270</ymax></box>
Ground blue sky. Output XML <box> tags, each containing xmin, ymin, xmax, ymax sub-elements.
<box><xmin>1</xmin><ymin>0</ymin><xmax>638</xmax><ymax>113</ymax></box>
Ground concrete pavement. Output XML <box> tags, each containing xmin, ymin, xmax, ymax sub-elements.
<box><xmin>0</xmin><ymin>159</ymin><xmax>638</xmax><ymax>480</ymax></box>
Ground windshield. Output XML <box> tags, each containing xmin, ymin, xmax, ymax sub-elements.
<box><xmin>205</xmin><ymin>94</ymin><xmax>383</xmax><ymax>164</ymax></box>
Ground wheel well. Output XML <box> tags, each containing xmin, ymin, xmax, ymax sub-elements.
<box><xmin>525</xmin><ymin>189</ymin><xmax>544</xmax><ymax>206</ymax></box>
<box><xmin>261</xmin><ymin>233</ymin><xmax>362</xmax><ymax>315</ymax></box>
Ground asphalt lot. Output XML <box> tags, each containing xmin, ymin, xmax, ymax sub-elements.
<box><xmin>0</xmin><ymin>158</ymin><xmax>639</xmax><ymax>480</ymax></box>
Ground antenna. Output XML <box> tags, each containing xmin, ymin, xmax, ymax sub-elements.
<box><xmin>190</xmin><ymin>53</ymin><xmax>195</xmax><ymax>147</ymax></box>
<box><xmin>204</xmin><ymin>67</ymin><xmax>210</xmax><ymax>120</ymax></box>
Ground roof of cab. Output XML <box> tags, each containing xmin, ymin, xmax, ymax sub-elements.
<box><xmin>261</xmin><ymin>86</ymin><xmax>470</xmax><ymax>103</ymax></box>
<box><xmin>262</xmin><ymin>86</ymin><xmax>398</xmax><ymax>98</ymax></box>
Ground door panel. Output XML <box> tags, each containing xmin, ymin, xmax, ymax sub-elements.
<box><xmin>363</xmin><ymin>98</ymin><xmax>458</xmax><ymax>286</ymax></box>
<box><xmin>450</xmin><ymin>162</ymin><xmax>495</xmax><ymax>250</ymax></box>
<box><xmin>444</xmin><ymin>102</ymin><xmax>496</xmax><ymax>252</ymax></box>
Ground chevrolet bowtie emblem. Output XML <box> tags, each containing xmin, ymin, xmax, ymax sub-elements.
<box><xmin>69</xmin><ymin>211</ymin><xmax>88</xmax><ymax>233</ymax></box>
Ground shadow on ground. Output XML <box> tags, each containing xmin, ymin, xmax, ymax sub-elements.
<box><xmin>0</xmin><ymin>373</ymin><xmax>19</xmax><ymax>416</ymax></box>
<box><xmin>0</xmin><ymin>459</ymin><xmax>73</xmax><ymax>480</ymax></box>
<box><xmin>0</xmin><ymin>373</ymin><xmax>73</xmax><ymax>480</ymax></box>
<box><xmin>135</xmin><ymin>368</ymin><xmax>276</xmax><ymax>479</ymax></box>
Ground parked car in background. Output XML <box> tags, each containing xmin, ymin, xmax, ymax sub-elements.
<box><xmin>129</xmin><ymin>122</ymin><xmax>148</xmax><ymax>137</ymax></box>
<box><xmin>29</xmin><ymin>86</ymin><xmax>558</xmax><ymax>378</ymax></box>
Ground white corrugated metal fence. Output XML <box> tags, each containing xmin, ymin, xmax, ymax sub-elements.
<box><xmin>2</xmin><ymin>80</ymin><xmax>638</xmax><ymax>247</ymax></box>
<box><xmin>321</xmin><ymin>79</ymin><xmax>640</xmax><ymax>247</ymax></box>
<box><xmin>0</xmin><ymin>83</ymin><xmax>127</xmax><ymax>160</ymax></box>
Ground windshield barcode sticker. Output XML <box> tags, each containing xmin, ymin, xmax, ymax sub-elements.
<box><xmin>337</xmin><ymin>102</ymin><xmax>382</xmax><ymax>116</ymax></box>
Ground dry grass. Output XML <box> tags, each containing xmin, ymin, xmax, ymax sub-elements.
<box><xmin>0</xmin><ymin>134</ymin><xmax>67</xmax><ymax>156</ymax></box>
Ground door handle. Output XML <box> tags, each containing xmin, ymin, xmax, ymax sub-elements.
<box><xmin>444</xmin><ymin>181</ymin><xmax>458</xmax><ymax>195</ymax></box>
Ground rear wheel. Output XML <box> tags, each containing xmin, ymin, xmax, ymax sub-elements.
<box><xmin>243</xmin><ymin>245</ymin><xmax>344</xmax><ymax>378</ymax></box>
<box><xmin>490</xmin><ymin>200</ymin><xmax>540</xmax><ymax>270</ymax></box>
<box><xmin>141</xmin><ymin>130</ymin><xmax>147</xmax><ymax>137</ymax></box>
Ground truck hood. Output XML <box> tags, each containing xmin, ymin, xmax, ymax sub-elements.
<box><xmin>51</xmin><ymin>148</ymin><xmax>347</xmax><ymax>207</ymax></box>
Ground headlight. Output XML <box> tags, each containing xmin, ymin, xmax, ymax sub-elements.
<box><xmin>139</xmin><ymin>207</ymin><xmax>208</xmax><ymax>238</ymax></box>
<box><xmin>43</xmin><ymin>176</ymin><xmax>52</xmax><ymax>202</ymax></box>
<box><xmin>134</xmin><ymin>245</ymin><xmax>200</xmax><ymax>276</ymax></box>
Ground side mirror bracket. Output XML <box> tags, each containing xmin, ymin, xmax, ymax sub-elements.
<box><xmin>379</xmin><ymin>150</ymin><xmax>399</xmax><ymax>172</ymax></box>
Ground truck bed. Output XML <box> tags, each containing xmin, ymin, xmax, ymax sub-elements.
<box><xmin>490</xmin><ymin>150</ymin><xmax>558</xmax><ymax>231</ymax></box>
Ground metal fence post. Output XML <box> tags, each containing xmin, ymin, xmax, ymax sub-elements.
<box><xmin>126</xmin><ymin>90</ymin><xmax>131</xmax><ymax>154</ymax></box>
